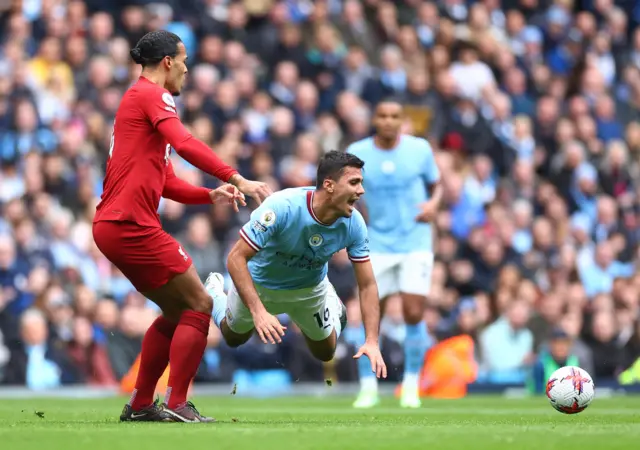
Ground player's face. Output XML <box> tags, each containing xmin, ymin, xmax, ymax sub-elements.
<box><xmin>166</xmin><ymin>43</ymin><xmax>188</xmax><ymax>96</ymax></box>
<box><xmin>330</xmin><ymin>166</ymin><xmax>365</xmax><ymax>218</ymax></box>
<box><xmin>373</xmin><ymin>102</ymin><xmax>403</xmax><ymax>140</ymax></box>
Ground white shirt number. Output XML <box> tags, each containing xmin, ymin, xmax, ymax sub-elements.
<box><xmin>108</xmin><ymin>120</ymin><xmax>115</xmax><ymax>158</ymax></box>
<box><xmin>109</xmin><ymin>120</ymin><xmax>171</xmax><ymax>164</ymax></box>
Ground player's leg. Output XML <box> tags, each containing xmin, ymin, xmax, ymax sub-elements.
<box><xmin>205</xmin><ymin>272</ymin><xmax>254</xmax><ymax>347</ymax></box>
<box><xmin>351</xmin><ymin>253</ymin><xmax>399</xmax><ymax>408</ymax></box>
<box><xmin>93</xmin><ymin>222</ymin><xmax>176</xmax><ymax>422</ymax></box>
<box><xmin>94</xmin><ymin>221</ymin><xmax>214</xmax><ymax>422</ymax></box>
<box><xmin>398</xmin><ymin>251</ymin><xmax>435</xmax><ymax>409</ymax></box>
<box><xmin>141</xmin><ymin>265</ymin><xmax>215</xmax><ymax>422</ymax></box>
<box><xmin>291</xmin><ymin>283</ymin><xmax>346</xmax><ymax>362</ymax></box>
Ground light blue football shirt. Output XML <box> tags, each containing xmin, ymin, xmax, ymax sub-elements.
<box><xmin>239</xmin><ymin>187</ymin><xmax>370</xmax><ymax>290</ymax></box>
<box><xmin>347</xmin><ymin>135</ymin><xmax>440</xmax><ymax>254</ymax></box>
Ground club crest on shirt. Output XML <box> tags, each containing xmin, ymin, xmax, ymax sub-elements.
<box><xmin>309</xmin><ymin>234</ymin><xmax>324</xmax><ymax>247</ymax></box>
<box><xmin>260</xmin><ymin>210</ymin><xmax>276</xmax><ymax>227</ymax></box>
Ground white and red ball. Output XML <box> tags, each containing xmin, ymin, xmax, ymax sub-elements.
<box><xmin>546</xmin><ymin>366</ymin><xmax>595</xmax><ymax>414</ymax></box>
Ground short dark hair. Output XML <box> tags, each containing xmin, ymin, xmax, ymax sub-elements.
<box><xmin>130</xmin><ymin>31</ymin><xmax>182</xmax><ymax>67</ymax></box>
<box><xmin>316</xmin><ymin>151</ymin><xmax>365</xmax><ymax>189</ymax></box>
<box><xmin>375</xmin><ymin>97</ymin><xmax>403</xmax><ymax>111</ymax></box>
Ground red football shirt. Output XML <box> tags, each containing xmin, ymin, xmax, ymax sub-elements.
<box><xmin>95</xmin><ymin>77</ymin><xmax>230</xmax><ymax>227</ymax></box>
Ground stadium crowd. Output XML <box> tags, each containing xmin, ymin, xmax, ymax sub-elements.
<box><xmin>1</xmin><ymin>0</ymin><xmax>640</xmax><ymax>391</ymax></box>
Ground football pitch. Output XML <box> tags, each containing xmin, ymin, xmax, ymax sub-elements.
<box><xmin>2</xmin><ymin>395</ymin><xmax>639</xmax><ymax>450</ymax></box>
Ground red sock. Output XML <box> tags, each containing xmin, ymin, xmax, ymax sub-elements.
<box><xmin>130</xmin><ymin>316</ymin><xmax>177</xmax><ymax>410</ymax></box>
<box><xmin>166</xmin><ymin>310</ymin><xmax>210</xmax><ymax>409</ymax></box>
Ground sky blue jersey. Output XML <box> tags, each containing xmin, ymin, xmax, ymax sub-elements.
<box><xmin>347</xmin><ymin>134</ymin><xmax>440</xmax><ymax>254</ymax></box>
<box><xmin>239</xmin><ymin>187</ymin><xmax>370</xmax><ymax>290</ymax></box>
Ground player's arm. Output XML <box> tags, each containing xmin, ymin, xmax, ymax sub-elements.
<box><xmin>226</xmin><ymin>239</ymin><xmax>265</xmax><ymax>317</ymax></box>
<box><xmin>145</xmin><ymin>92</ymin><xmax>271</xmax><ymax>203</ymax></box>
<box><xmin>352</xmin><ymin>260</ymin><xmax>380</xmax><ymax>343</ymax></box>
<box><xmin>157</xmin><ymin>117</ymin><xmax>238</xmax><ymax>181</ymax></box>
<box><xmin>162</xmin><ymin>160</ymin><xmax>212</xmax><ymax>204</ymax></box>
<box><xmin>163</xmin><ymin>160</ymin><xmax>245</xmax><ymax>208</ymax></box>
<box><xmin>157</xmin><ymin>118</ymin><xmax>271</xmax><ymax>203</ymax></box>
<box><xmin>227</xmin><ymin>200</ymin><xmax>287</xmax><ymax>344</ymax></box>
<box><xmin>417</xmin><ymin>139</ymin><xmax>443</xmax><ymax>223</ymax></box>
<box><xmin>348</xmin><ymin>214</ymin><xmax>387</xmax><ymax>378</ymax></box>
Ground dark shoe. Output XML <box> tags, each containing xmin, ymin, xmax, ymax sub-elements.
<box><xmin>120</xmin><ymin>398</ymin><xmax>173</xmax><ymax>422</ymax></box>
<box><xmin>163</xmin><ymin>401</ymin><xmax>215</xmax><ymax>423</ymax></box>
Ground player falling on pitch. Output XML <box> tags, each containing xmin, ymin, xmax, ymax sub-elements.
<box><xmin>205</xmin><ymin>151</ymin><xmax>387</xmax><ymax>378</ymax></box>
<box><xmin>93</xmin><ymin>30</ymin><xmax>272</xmax><ymax>423</ymax></box>
<box><xmin>347</xmin><ymin>99</ymin><xmax>442</xmax><ymax>408</ymax></box>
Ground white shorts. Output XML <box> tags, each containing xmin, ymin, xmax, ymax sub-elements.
<box><xmin>370</xmin><ymin>251</ymin><xmax>434</xmax><ymax>299</ymax></box>
<box><xmin>225</xmin><ymin>277</ymin><xmax>343</xmax><ymax>341</ymax></box>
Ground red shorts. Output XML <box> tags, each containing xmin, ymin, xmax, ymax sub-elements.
<box><xmin>93</xmin><ymin>221</ymin><xmax>192</xmax><ymax>292</ymax></box>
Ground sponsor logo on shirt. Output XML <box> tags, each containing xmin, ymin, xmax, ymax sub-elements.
<box><xmin>252</xmin><ymin>220</ymin><xmax>267</xmax><ymax>233</ymax></box>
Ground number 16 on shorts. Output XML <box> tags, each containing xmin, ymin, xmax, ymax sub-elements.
<box><xmin>314</xmin><ymin>307</ymin><xmax>330</xmax><ymax>329</ymax></box>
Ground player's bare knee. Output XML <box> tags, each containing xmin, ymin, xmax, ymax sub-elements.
<box><xmin>223</xmin><ymin>332</ymin><xmax>252</xmax><ymax>348</ymax></box>
<box><xmin>308</xmin><ymin>341</ymin><xmax>336</xmax><ymax>362</ymax></box>
<box><xmin>224</xmin><ymin>337</ymin><xmax>244</xmax><ymax>348</ymax></box>
<box><xmin>220</xmin><ymin>322</ymin><xmax>252</xmax><ymax>347</ymax></box>
<box><xmin>312</xmin><ymin>347</ymin><xmax>335</xmax><ymax>362</ymax></box>
<box><xmin>402</xmin><ymin>294</ymin><xmax>425</xmax><ymax>325</ymax></box>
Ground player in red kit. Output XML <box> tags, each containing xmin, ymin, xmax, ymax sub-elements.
<box><xmin>92</xmin><ymin>30</ymin><xmax>272</xmax><ymax>423</ymax></box>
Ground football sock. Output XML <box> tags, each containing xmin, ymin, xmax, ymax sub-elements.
<box><xmin>166</xmin><ymin>310</ymin><xmax>210</xmax><ymax>409</ymax></box>
<box><xmin>332</xmin><ymin>296</ymin><xmax>343</xmax><ymax>340</ymax></box>
<box><xmin>404</xmin><ymin>322</ymin><xmax>429</xmax><ymax>381</ymax></box>
<box><xmin>130</xmin><ymin>316</ymin><xmax>177</xmax><ymax>410</ymax></box>
<box><xmin>210</xmin><ymin>289</ymin><xmax>227</xmax><ymax>329</ymax></box>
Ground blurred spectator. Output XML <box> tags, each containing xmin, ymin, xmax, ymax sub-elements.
<box><xmin>66</xmin><ymin>315</ymin><xmax>117</xmax><ymax>386</ymax></box>
<box><xmin>479</xmin><ymin>300</ymin><xmax>533</xmax><ymax>383</ymax></box>
<box><xmin>3</xmin><ymin>308</ymin><xmax>80</xmax><ymax>388</ymax></box>
<box><xmin>527</xmin><ymin>327</ymin><xmax>594</xmax><ymax>394</ymax></box>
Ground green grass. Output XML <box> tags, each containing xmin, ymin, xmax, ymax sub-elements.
<box><xmin>1</xmin><ymin>395</ymin><xmax>640</xmax><ymax>449</ymax></box>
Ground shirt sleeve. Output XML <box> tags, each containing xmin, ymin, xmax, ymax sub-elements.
<box><xmin>420</xmin><ymin>139</ymin><xmax>440</xmax><ymax>185</ymax></box>
<box><xmin>141</xmin><ymin>88</ymin><xmax>179</xmax><ymax>128</ymax></box>
<box><xmin>156</xmin><ymin>118</ymin><xmax>238</xmax><ymax>182</ymax></box>
<box><xmin>162</xmin><ymin>160</ymin><xmax>212</xmax><ymax>204</ymax></box>
<box><xmin>239</xmin><ymin>197</ymin><xmax>287</xmax><ymax>252</ymax></box>
<box><xmin>347</xmin><ymin>212</ymin><xmax>370</xmax><ymax>263</ymax></box>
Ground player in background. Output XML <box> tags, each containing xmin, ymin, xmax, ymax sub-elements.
<box><xmin>93</xmin><ymin>30</ymin><xmax>272</xmax><ymax>423</ymax></box>
<box><xmin>204</xmin><ymin>151</ymin><xmax>387</xmax><ymax>378</ymax></box>
<box><xmin>346</xmin><ymin>99</ymin><xmax>442</xmax><ymax>408</ymax></box>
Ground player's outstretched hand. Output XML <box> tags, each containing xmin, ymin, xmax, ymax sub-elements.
<box><xmin>237</xmin><ymin>179</ymin><xmax>272</xmax><ymax>205</ymax></box>
<box><xmin>252</xmin><ymin>309</ymin><xmax>287</xmax><ymax>344</ymax></box>
<box><xmin>210</xmin><ymin>185</ymin><xmax>247</xmax><ymax>212</ymax></box>
<box><xmin>415</xmin><ymin>200</ymin><xmax>438</xmax><ymax>223</ymax></box>
<box><xmin>353</xmin><ymin>341</ymin><xmax>387</xmax><ymax>379</ymax></box>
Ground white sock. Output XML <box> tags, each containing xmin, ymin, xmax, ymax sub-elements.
<box><xmin>360</xmin><ymin>376</ymin><xmax>378</xmax><ymax>392</ymax></box>
<box><xmin>210</xmin><ymin>290</ymin><xmax>228</xmax><ymax>329</ymax></box>
<box><xmin>403</xmin><ymin>373</ymin><xmax>419</xmax><ymax>391</ymax></box>
<box><xmin>331</xmin><ymin>294</ymin><xmax>343</xmax><ymax>339</ymax></box>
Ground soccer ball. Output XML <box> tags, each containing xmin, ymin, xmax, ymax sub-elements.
<box><xmin>545</xmin><ymin>366</ymin><xmax>595</xmax><ymax>414</ymax></box>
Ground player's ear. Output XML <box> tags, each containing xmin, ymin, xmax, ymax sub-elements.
<box><xmin>322</xmin><ymin>178</ymin><xmax>334</xmax><ymax>193</ymax></box>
